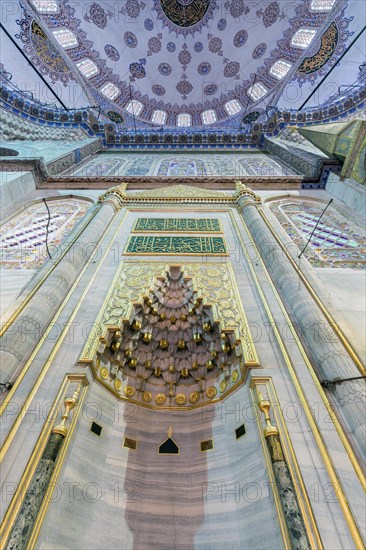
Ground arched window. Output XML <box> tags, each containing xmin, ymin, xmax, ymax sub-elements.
<box><xmin>201</xmin><ymin>109</ymin><xmax>217</xmax><ymax>125</ymax></box>
<box><xmin>177</xmin><ymin>113</ymin><xmax>192</xmax><ymax>127</ymax></box>
<box><xmin>125</xmin><ymin>100</ymin><xmax>144</xmax><ymax>116</ymax></box>
<box><xmin>151</xmin><ymin>110</ymin><xmax>167</xmax><ymax>125</ymax></box>
<box><xmin>76</xmin><ymin>59</ymin><xmax>99</xmax><ymax>78</ymax></box>
<box><xmin>291</xmin><ymin>29</ymin><xmax>317</xmax><ymax>48</ymax></box>
<box><xmin>100</xmin><ymin>82</ymin><xmax>120</xmax><ymax>101</ymax></box>
<box><xmin>224</xmin><ymin>100</ymin><xmax>242</xmax><ymax>116</ymax></box>
<box><xmin>0</xmin><ymin>198</ymin><xmax>91</xmax><ymax>269</ymax></box>
<box><xmin>269</xmin><ymin>199</ymin><xmax>366</xmax><ymax>268</ymax></box>
<box><xmin>269</xmin><ymin>60</ymin><xmax>292</xmax><ymax>80</ymax></box>
<box><xmin>31</xmin><ymin>0</ymin><xmax>58</xmax><ymax>13</ymax></box>
<box><xmin>247</xmin><ymin>82</ymin><xmax>267</xmax><ymax>101</ymax></box>
<box><xmin>52</xmin><ymin>29</ymin><xmax>77</xmax><ymax>48</ymax></box>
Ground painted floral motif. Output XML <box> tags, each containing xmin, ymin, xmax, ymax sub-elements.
<box><xmin>129</xmin><ymin>58</ymin><xmax>146</xmax><ymax>80</ymax></box>
<box><xmin>176</xmin><ymin>79</ymin><xmax>193</xmax><ymax>99</ymax></box>
<box><xmin>124</xmin><ymin>31</ymin><xmax>138</xmax><ymax>48</ymax></box>
<box><xmin>144</xmin><ymin>18</ymin><xmax>154</xmax><ymax>30</ymax></box>
<box><xmin>104</xmin><ymin>44</ymin><xmax>120</xmax><ymax>61</ymax></box>
<box><xmin>224</xmin><ymin>60</ymin><xmax>240</xmax><ymax>78</ymax></box>
<box><xmin>158</xmin><ymin>62</ymin><xmax>172</xmax><ymax>76</ymax></box>
<box><xmin>204</xmin><ymin>84</ymin><xmax>218</xmax><ymax>95</ymax></box>
<box><xmin>234</xmin><ymin>29</ymin><xmax>248</xmax><ymax>47</ymax></box>
<box><xmin>198</xmin><ymin>62</ymin><xmax>211</xmax><ymax>75</ymax></box>
<box><xmin>225</xmin><ymin>0</ymin><xmax>249</xmax><ymax>19</ymax></box>
<box><xmin>252</xmin><ymin>42</ymin><xmax>267</xmax><ymax>59</ymax></box>
<box><xmin>208</xmin><ymin>35</ymin><xmax>223</xmax><ymax>55</ymax></box>
<box><xmin>178</xmin><ymin>46</ymin><xmax>192</xmax><ymax>69</ymax></box>
<box><xmin>217</xmin><ymin>18</ymin><xmax>227</xmax><ymax>30</ymax></box>
<box><xmin>83</xmin><ymin>2</ymin><xmax>112</xmax><ymax>29</ymax></box>
<box><xmin>194</xmin><ymin>42</ymin><xmax>203</xmax><ymax>52</ymax></box>
<box><xmin>152</xmin><ymin>84</ymin><xmax>166</xmax><ymax>96</ymax></box>
<box><xmin>167</xmin><ymin>41</ymin><xmax>176</xmax><ymax>52</ymax></box>
<box><xmin>120</xmin><ymin>0</ymin><xmax>146</xmax><ymax>19</ymax></box>
<box><xmin>256</xmin><ymin>2</ymin><xmax>281</xmax><ymax>28</ymax></box>
<box><xmin>147</xmin><ymin>34</ymin><xmax>162</xmax><ymax>55</ymax></box>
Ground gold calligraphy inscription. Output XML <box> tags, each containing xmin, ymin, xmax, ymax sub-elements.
<box><xmin>124</xmin><ymin>236</ymin><xmax>228</xmax><ymax>255</ymax></box>
<box><xmin>132</xmin><ymin>218</ymin><xmax>222</xmax><ymax>233</ymax></box>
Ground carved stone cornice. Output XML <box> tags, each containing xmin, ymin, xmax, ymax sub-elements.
<box><xmin>98</xmin><ymin>182</ymin><xmax>128</xmax><ymax>211</ymax></box>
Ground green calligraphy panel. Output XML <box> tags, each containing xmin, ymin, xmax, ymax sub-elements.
<box><xmin>132</xmin><ymin>218</ymin><xmax>222</xmax><ymax>233</ymax></box>
<box><xmin>125</xmin><ymin>236</ymin><xmax>227</xmax><ymax>255</ymax></box>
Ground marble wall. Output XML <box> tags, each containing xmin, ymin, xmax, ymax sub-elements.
<box><xmin>1</xmin><ymin>203</ymin><xmax>364</xmax><ymax>550</ymax></box>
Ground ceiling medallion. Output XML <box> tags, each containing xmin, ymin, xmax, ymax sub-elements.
<box><xmin>154</xmin><ymin>0</ymin><xmax>218</xmax><ymax>36</ymax></box>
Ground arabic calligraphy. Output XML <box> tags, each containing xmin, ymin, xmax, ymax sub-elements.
<box><xmin>132</xmin><ymin>218</ymin><xmax>222</xmax><ymax>233</ymax></box>
<box><xmin>125</xmin><ymin>236</ymin><xmax>227</xmax><ymax>255</ymax></box>
<box><xmin>160</xmin><ymin>0</ymin><xmax>211</xmax><ymax>27</ymax></box>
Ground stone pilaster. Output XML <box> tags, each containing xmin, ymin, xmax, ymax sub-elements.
<box><xmin>237</xmin><ymin>188</ymin><xmax>366</xmax><ymax>461</ymax></box>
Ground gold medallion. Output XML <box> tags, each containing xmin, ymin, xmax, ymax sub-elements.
<box><xmin>155</xmin><ymin>393</ymin><xmax>167</xmax><ymax>405</ymax></box>
<box><xmin>206</xmin><ymin>386</ymin><xmax>217</xmax><ymax>399</ymax></box>
<box><xmin>123</xmin><ymin>385</ymin><xmax>135</xmax><ymax>397</ymax></box>
<box><xmin>231</xmin><ymin>369</ymin><xmax>239</xmax><ymax>382</ymax></box>
<box><xmin>142</xmin><ymin>391</ymin><xmax>152</xmax><ymax>403</ymax></box>
<box><xmin>114</xmin><ymin>379</ymin><xmax>122</xmax><ymax>391</ymax></box>
<box><xmin>175</xmin><ymin>393</ymin><xmax>187</xmax><ymax>406</ymax></box>
<box><xmin>219</xmin><ymin>380</ymin><xmax>227</xmax><ymax>393</ymax></box>
<box><xmin>100</xmin><ymin>367</ymin><xmax>108</xmax><ymax>380</ymax></box>
<box><xmin>189</xmin><ymin>391</ymin><xmax>200</xmax><ymax>404</ymax></box>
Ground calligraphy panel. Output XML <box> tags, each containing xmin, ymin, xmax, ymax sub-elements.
<box><xmin>132</xmin><ymin>218</ymin><xmax>222</xmax><ymax>233</ymax></box>
<box><xmin>124</xmin><ymin>236</ymin><xmax>228</xmax><ymax>255</ymax></box>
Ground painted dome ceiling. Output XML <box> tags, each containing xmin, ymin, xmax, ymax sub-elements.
<box><xmin>1</xmin><ymin>0</ymin><xmax>363</xmax><ymax>128</ymax></box>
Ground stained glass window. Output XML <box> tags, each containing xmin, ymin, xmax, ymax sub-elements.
<box><xmin>100</xmin><ymin>82</ymin><xmax>120</xmax><ymax>101</ymax></box>
<box><xmin>247</xmin><ymin>82</ymin><xmax>268</xmax><ymax>102</ymax></box>
<box><xmin>291</xmin><ymin>29</ymin><xmax>317</xmax><ymax>48</ymax></box>
<box><xmin>125</xmin><ymin>100</ymin><xmax>143</xmax><ymax>116</ymax></box>
<box><xmin>152</xmin><ymin>110</ymin><xmax>167</xmax><ymax>125</ymax></box>
<box><xmin>32</xmin><ymin>0</ymin><xmax>58</xmax><ymax>12</ymax></box>
<box><xmin>224</xmin><ymin>99</ymin><xmax>242</xmax><ymax>116</ymax></box>
<box><xmin>310</xmin><ymin>0</ymin><xmax>336</xmax><ymax>11</ymax></box>
<box><xmin>0</xmin><ymin>199</ymin><xmax>90</xmax><ymax>269</ymax></box>
<box><xmin>202</xmin><ymin>109</ymin><xmax>217</xmax><ymax>125</ymax></box>
<box><xmin>177</xmin><ymin>113</ymin><xmax>192</xmax><ymax>127</ymax></box>
<box><xmin>76</xmin><ymin>59</ymin><xmax>98</xmax><ymax>78</ymax></box>
<box><xmin>52</xmin><ymin>29</ymin><xmax>77</xmax><ymax>48</ymax></box>
<box><xmin>269</xmin><ymin>60</ymin><xmax>293</xmax><ymax>79</ymax></box>
<box><xmin>269</xmin><ymin>200</ymin><xmax>366</xmax><ymax>268</ymax></box>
